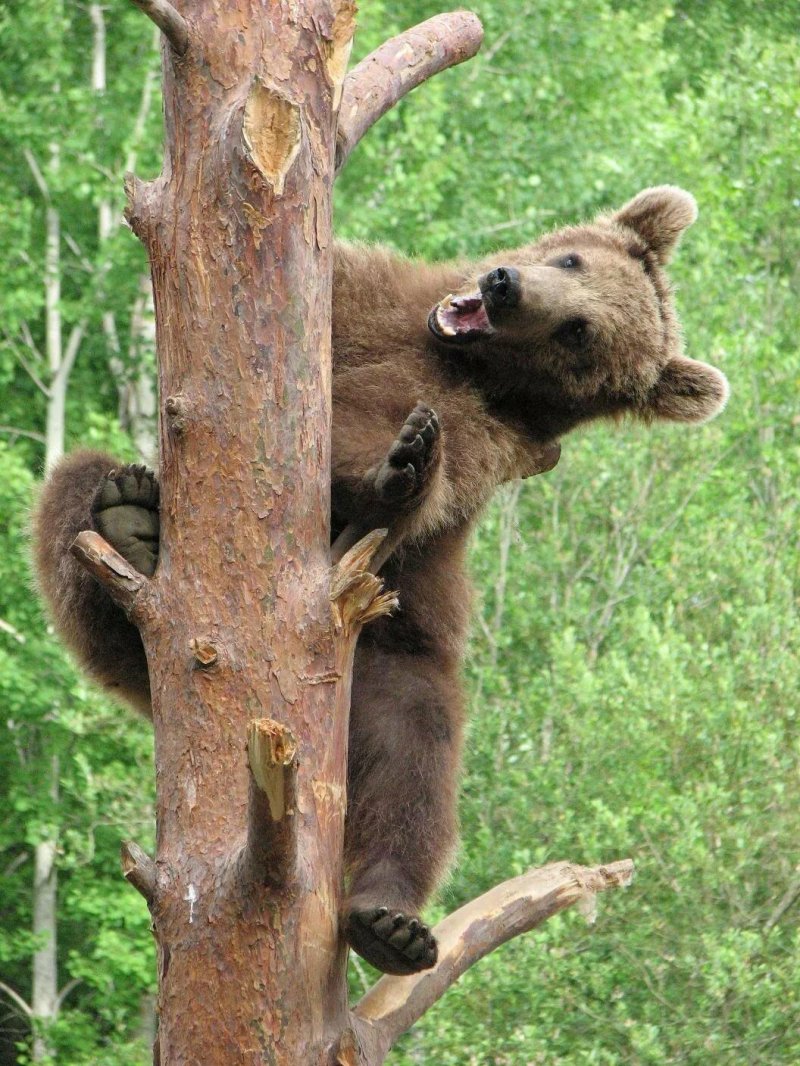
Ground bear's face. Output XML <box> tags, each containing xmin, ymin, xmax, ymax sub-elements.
<box><xmin>429</xmin><ymin>186</ymin><xmax>728</xmax><ymax>430</ymax></box>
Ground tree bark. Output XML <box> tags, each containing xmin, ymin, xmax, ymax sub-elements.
<box><xmin>115</xmin><ymin>2</ymin><xmax>357</xmax><ymax>1060</ymax></box>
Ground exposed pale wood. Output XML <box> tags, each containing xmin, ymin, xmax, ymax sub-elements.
<box><xmin>335</xmin><ymin>12</ymin><xmax>484</xmax><ymax>173</ymax></box>
<box><xmin>70</xmin><ymin>530</ymin><xmax>151</xmax><ymax>620</ymax></box>
<box><xmin>243</xmin><ymin>719</ymin><xmax>299</xmax><ymax>886</ymax></box>
<box><xmin>330</xmin><ymin>528</ymin><xmax>398</xmax><ymax>630</ymax></box>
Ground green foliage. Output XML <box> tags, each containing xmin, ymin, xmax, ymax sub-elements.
<box><xmin>1</xmin><ymin>0</ymin><xmax>798</xmax><ymax>1062</ymax></box>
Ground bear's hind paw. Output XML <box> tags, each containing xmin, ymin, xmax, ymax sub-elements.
<box><xmin>345</xmin><ymin>906</ymin><xmax>438</xmax><ymax>976</ymax></box>
<box><xmin>91</xmin><ymin>464</ymin><xmax>160</xmax><ymax>578</ymax></box>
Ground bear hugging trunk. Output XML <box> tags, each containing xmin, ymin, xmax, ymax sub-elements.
<box><xmin>32</xmin><ymin>186</ymin><xmax>728</xmax><ymax>977</ymax></box>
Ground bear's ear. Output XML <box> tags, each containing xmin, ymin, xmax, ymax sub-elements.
<box><xmin>647</xmin><ymin>357</ymin><xmax>729</xmax><ymax>423</ymax></box>
<box><xmin>612</xmin><ymin>186</ymin><xmax>697</xmax><ymax>263</ymax></box>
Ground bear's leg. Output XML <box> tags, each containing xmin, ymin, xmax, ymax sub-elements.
<box><xmin>343</xmin><ymin>644</ymin><xmax>464</xmax><ymax>975</ymax></box>
<box><xmin>32</xmin><ymin>451</ymin><xmax>154</xmax><ymax>716</ymax></box>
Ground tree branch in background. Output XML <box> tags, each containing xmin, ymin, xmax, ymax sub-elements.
<box><xmin>335</xmin><ymin>11</ymin><xmax>484</xmax><ymax>173</ymax></box>
<box><xmin>353</xmin><ymin>860</ymin><xmax>634</xmax><ymax>1059</ymax></box>
<box><xmin>0</xmin><ymin>981</ymin><xmax>32</xmax><ymax>1020</ymax></box>
<box><xmin>23</xmin><ymin>148</ymin><xmax>50</xmax><ymax>201</ymax></box>
<box><xmin>128</xmin><ymin>0</ymin><xmax>189</xmax><ymax>56</ymax></box>
<box><xmin>55</xmin><ymin>979</ymin><xmax>81</xmax><ymax>1011</ymax></box>
<box><xmin>0</xmin><ymin>426</ymin><xmax>47</xmax><ymax>446</ymax></box>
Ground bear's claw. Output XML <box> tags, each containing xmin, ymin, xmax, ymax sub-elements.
<box><xmin>373</xmin><ymin>402</ymin><xmax>440</xmax><ymax>506</ymax></box>
<box><xmin>345</xmin><ymin>906</ymin><xmax>438</xmax><ymax>975</ymax></box>
<box><xmin>91</xmin><ymin>465</ymin><xmax>160</xmax><ymax>578</ymax></box>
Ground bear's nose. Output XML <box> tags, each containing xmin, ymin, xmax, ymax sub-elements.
<box><xmin>480</xmin><ymin>266</ymin><xmax>521</xmax><ymax>310</ymax></box>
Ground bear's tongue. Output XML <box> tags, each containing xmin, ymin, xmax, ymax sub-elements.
<box><xmin>436</xmin><ymin>291</ymin><xmax>491</xmax><ymax>336</ymax></box>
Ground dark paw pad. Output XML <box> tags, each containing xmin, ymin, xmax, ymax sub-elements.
<box><xmin>373</xmin><ymin>403</ymin><xmax>440</xmax><ymax>505</ymax></box>
<box><xmin>346</xmin><ymin>907</ymin><xmax>438</xmax><ymax>976</ymax></box>
<box><xmin>91</xmin><ymin>465</ymin><xmax>160</xmax><ymax>577</ymax></box>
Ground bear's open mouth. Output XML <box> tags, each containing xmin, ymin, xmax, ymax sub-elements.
<box><xmin>428</xmin><ymin>291</ymin><xmax>493</xmax><ymax>342</ymax></box>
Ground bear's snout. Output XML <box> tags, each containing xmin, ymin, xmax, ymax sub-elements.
<box><xmin>480</xmin><ymin>267</ymin><xmax>521</xmax><ymax>312</ymax></box>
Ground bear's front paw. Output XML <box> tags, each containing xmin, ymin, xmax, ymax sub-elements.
<box><xmin>91</xmin><ymin>465</ymin><xmax>160</xmax><ymax>578</ymax></box>
<box><xmin>373</xmin><ymin>402</ymin><xmax>440</xmax><ymax>508</ymax></box>
<box><xmin>345</xmin><ymin>906</ymin><xmax>438</xmax><ymax>976</ymax></box>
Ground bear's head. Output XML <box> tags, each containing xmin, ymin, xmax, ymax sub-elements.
<box><xmin>429</xmin><ymin>186</ymin><xmax>728</xmax><ymax>437</ymax></box>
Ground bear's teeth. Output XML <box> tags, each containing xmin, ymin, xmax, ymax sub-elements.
<box><xmin>435</xmin><ymin>306</ymin><xmax>457</xmax><ymax>336</ymax></box>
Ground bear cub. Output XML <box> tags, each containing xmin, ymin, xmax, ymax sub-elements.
<box><xmin>33</xmin><ymin>187</ymin><xmax>728</xmax><ymax>976</ymax></box>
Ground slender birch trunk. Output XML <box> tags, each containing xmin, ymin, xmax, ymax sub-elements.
<box><xmin>31</xmin><ymin>758</ymin><xmax>58</xmax><ymax>1062</ymax></box>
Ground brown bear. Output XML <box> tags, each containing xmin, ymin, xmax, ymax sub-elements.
<box><xmin>33</xmin><ymin>186</ymin><xmax>728</xmax><ymax>976</ymax></box>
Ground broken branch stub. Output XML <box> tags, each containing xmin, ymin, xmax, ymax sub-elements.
<box><xmin>70</xmin><ymin>530</ymin><xmax>152</xmax><ymax>623</ymax></box>
<box><xmin>120</xmin><ymin>840</ymin><xmax>157</xmax><ymax>904</ymax></box>
<box><xmin>243</xmin><ymin>719</ymin><xmax>299</xmax><ymax>887</ymax></box>
<box><xmin>330</xmin><ymin>528</ymin><xmax>398</xmax><ymax>631</ymax></box>
<box><xmin>247</xmin><ymin>718</ymin><xmax>298</xmax><ymax>822</ymax></box>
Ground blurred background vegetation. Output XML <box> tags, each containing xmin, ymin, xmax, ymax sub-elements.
<box><xmin>1</xmin><ymin>0</ymin><xmax>798</xmax><ymax>1062</ymax></box>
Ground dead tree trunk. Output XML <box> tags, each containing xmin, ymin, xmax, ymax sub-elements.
<box><xmin>71</xmin><ymin>4</ymin><xmax>633</xmax><ymax>1063</ymax></box>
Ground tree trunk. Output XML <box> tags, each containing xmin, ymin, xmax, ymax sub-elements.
<box><xmin>119</xmin><ymin>3</ymin><xmax>355</xmax><ymax>1060</ymax></box>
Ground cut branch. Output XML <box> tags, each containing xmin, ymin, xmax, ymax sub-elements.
<box><xmin>120</xmin><ymin>840</ymin><xmax>156</xmax><ymax>904</ymax></box>
<box><xmin>353</xmin><ymin>860</ymin><xmax>634</xmax><ymax>1057</ymax></box>
<box><xmin>242</xmin><ymin>719</ymin><xmax>299</xmax><ymax>886</ymax></box>
<box><xmin>120</xmin><ymin>840</ymin><xmax>156</xmax><ymax>899</ymax></box>
<box><xmin>70</xmin><ymin>530</ymin><xmax>152</xmax><ymax>620</ymax></box>
<box><xmin>128</xmin><ymin>0</ymin><xmax>189</xmax><ymax>56</ymax></box>
<box><xmin>335</xmin><ymin>11</ymin><xmax>484</xmax><ymax>173</ymax></box>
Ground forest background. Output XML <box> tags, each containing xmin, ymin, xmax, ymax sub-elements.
<box><xmin>0</xmin><ymin>0</ymin><xmax>798</xmax><ymax>1063</ymax></box>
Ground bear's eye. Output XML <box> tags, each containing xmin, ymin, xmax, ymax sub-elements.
<box><xmin>552</xmin><ymin>317</ymin><xmax>590</xmax><ymax>351</ymax></box>
<box><xmin>553</xmin><ymin>253</ymin><xmax>582</xmax><ymax>270</ymax></box>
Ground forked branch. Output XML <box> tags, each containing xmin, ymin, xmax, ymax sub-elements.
<box><xmin>352</xmin><ymin>860</ymin><xmax>634</xmax><ymax>1060</ymax></box>
<box><xmin>128</xmin><ymin>0</ymin><xmax>189</xmax><ymax>56</ymax></box>
<box><xmin>335</xmin><ymin>11</ymin><xmax>484</xmax><ymax>173</ymax></box>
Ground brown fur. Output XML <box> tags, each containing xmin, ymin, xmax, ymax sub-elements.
<box><xmin>32</xmin><ymin>187</ymin><xmax>727</xmax><ymax>973</ymax></box>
